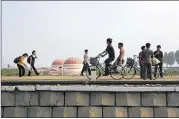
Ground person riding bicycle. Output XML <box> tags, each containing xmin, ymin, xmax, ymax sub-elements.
<box><xmin>98</xmin><ymin>38</ymin><xmax>115</xmax><ymax>76</ymax></box>
<box><xmin>114</xmin><ymin>42</ymin><xmax>125</xmax><ymax>66</ymax></box>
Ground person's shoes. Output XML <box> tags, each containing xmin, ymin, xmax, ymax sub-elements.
<box><xmin>80</xmin><ymin>74</ymin><xmax>84</xmax><ymax>76</ymax></box>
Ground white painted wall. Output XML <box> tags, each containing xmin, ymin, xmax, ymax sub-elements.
<box><xmin>63</xmin><ymin>64</ymin><xmax>83</xmax><ymax>75</ymax></box>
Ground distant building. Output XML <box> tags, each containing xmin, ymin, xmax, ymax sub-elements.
<box><xmin>63</xmin><ymin>57</ymin><xmax>83</xmax><ymax>75</ymax></box>
<box><xmin>49</xmin><ymin>59</ymin><xmax>65</xmax><ymax>75</ymax></box>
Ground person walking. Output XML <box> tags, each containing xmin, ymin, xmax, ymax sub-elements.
<box><xmin>143</xmin><ymin>43</ymin><xmax>154</xmax><ymax>80</ymax></box>
<box><xmin>80</xmin><ymin>49</ymin><xmax>91</xmax><ymax>76</ymax></box>
<box><xmin>27</xmin><ymin>50</ymin><xmax>39</xmax><ymax>76</ymax></box>
<box><xmin>154</xmin><ymin>45</ymin><xmax>163</xmax><ymax>78</ymax></box>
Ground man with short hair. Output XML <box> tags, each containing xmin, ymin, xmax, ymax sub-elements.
<box><xmin>114</xmin><ymin>42</ymin><xmax>125</xmax><ymax>66</ymax></box>
<box><xmin>98</xmin><ymin>38</ymin><xmax>115</xmax><ymax>76</ymax></box>
<box><xmin>27</xmin><ymin>50</ymin><xmax>39</xmax><ymax>76</ymax></box>
<box><xmin>138</xmin><ymin>46</ymin><xmax>145</xmax><ymax>79</ymax></box>
<box><xmin>143</xmin><ymin>43</ymin><xmax>154</xmax><ymax>80</ymax></box>
<box><xmin>154</xmin><ymin>45</ymin><xmax>163</xmax><ymax>78</ymax></box>
<box><xmin>80</xmin><ymin>49</ymin><xmax>91</xmax><ymax>76</ymax></box>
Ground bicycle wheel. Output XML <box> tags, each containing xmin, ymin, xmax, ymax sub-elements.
<box><xmin>110</xmin><ymin>65</ymin><xmax>123</xmax><ymax>80</ymax></box>
<box><xmin>122</xmin><ymin>65</ymin><xmax>136</xmax><ymax>80</ymax></box>
<box><xmin>86</xmin><ymin>65</ymin><xmax>101</xmax><ymax>80</ymax></box>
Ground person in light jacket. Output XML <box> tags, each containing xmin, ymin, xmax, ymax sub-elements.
<box><xmin>80</xmin><ymin>49</ymin><xmax>91</xmax><ymax>76</ymax></box>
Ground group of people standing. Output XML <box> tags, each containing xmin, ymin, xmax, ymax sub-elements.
<box><xmin>80</xmin><ymin>38</ymin><xmax>163</xmax><ymax>80</ymax></box>
<box><xmin>14</xmin><ymin>50</ymin><xmax>39</xmax><ymax>77</ymax></box>
<box><xmin>139</xmin><ymin>43</ymin><xmax>163</xmax><ymax>80</ymax></box>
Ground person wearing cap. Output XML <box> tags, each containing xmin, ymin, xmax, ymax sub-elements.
<box><xmin>98</xmin><ymin>38</ymin><xmax>115</xmax><ymax>76</ymax></box>
<box><xmin>80</xmin><ymin>49</ymin><xmax>91</xmax><ymax>76</ymax></box>
<box><xmin>154</xmin><ymin>45</ymin><xmax>163</xmax><ymax>78</ymax></box>
<box><xmin>17</xmin><ymin>53</ymin><xmax>28</xmax><ymax>77</ymax></box>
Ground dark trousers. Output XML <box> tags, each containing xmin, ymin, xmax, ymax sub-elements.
<box><xmin>105</xmin><ymin>57</ymin><xmax>114</xmax><ymax>75</ymax></box>
<box><xmin>28</xmin><ymin>64</ymin><xmax>39</xmax><ymax>76</ymax></box>
<box><xmin>154</xmin><ymin>63</ymin><xmax>163</xmax><ymax>77</ymax></box>
<box><xmin>140</xmin><ymin>64</ymin><xmax>145</xmax><ymax>79</ymax></box>
<box><xmin>81</xmin><ymin>63</ymin><xmax>91</xmax><ymax>75</ymax></box>
<box><xmin>143</xmin><ymin>63</ymin><xmax>152</xmax><ymax>80</ymax></box>
<box><xmin>17</xmin><ymin>64</ymin><xmax>25</xmax><ymax>77</ymax></box>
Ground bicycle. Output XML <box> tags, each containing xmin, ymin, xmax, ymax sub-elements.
<box><xmin>85</xmin><ymin>56</ymin><xmax>124</xmax><ymax>80</ymax></box>
<box><xmin>122</xmin><ymin>55</ymin><xmax>160</xmax><ymax>80</ymax></box>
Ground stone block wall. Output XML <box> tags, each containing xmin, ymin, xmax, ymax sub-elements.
<box><xmin>1</xmin><ymin>85</ymin><xmax>179</xmax><ymax>118</ymax></box>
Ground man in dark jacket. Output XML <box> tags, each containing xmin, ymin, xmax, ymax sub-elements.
<box><xmin>28</xmin><ymin>50</ymin><xmax>39</xmax><ymax>76</ymax></box>
<box><xmin>98</xmin><ymin>38</ymin><xmax>115</xmax><ymax>76</ymax></box>
<box><xmin>154</xmin><ymin>45</ymin><xmax>163</xmax><ymax>78</ymax></box>
<box><xmin>143</xmin><ymin>43</ymin><xmax>154</xmax><ymax>80</ymax></box>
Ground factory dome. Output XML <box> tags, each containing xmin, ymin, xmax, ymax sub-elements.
<box><xmin>64</xmin><ymin>57</ymin><xmax>82</xmax><ymax>64</ymax></box>
<box><xmin>52</xmin><ymin>59</ymin><xmax>65</xmax><ymax>65</ymax></box>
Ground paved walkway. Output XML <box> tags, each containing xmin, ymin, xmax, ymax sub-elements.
<box><xmin>1</xmin><ymin>76</ymin><xmax>179</xmax><ymax>81</ymax></box>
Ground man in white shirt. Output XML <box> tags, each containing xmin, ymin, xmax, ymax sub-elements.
<box><xmin>114</xmin><ymin>42</ymin><xmax>125</xmax><ymax>66</ymax></box>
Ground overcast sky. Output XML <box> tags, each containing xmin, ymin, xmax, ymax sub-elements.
<box><xmin>2</xmin><ymin>1</ymin><xmax>179</xmax><ymax>68</ymax></box>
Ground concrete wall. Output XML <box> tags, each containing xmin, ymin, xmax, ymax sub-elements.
<box><xmin>1</xmin><ymin>85</ymin><xmax>179</xmax><ymax>118</ymax></box>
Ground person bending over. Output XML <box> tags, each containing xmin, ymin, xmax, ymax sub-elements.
<box><xmin>17</xmin><ymin>53</ymin><xmax>28</xmax><ymax>77</ymax></box>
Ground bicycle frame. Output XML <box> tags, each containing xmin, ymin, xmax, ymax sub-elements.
<box><xmin>90</xmin><ymin>57</ymin><xmax>117</xmax><ymax>75</ymax></box>
<box><xmin>95</xmin><ymin>58</ymin><xmax>106</xmax><ymax>74</ymax></box>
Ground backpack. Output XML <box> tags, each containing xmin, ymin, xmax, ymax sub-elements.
<box><xmin>14</xmin><ymin>56</ymin><xmax>21</xmax><ymax>64</ymax></box>
<box><xmin>27</xmin><ymin>55</ymin><xmax>32</xmax><ymax>64</ymax></box>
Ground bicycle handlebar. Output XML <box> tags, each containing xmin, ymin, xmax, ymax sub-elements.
<box><xmin>95</xmin><ymin>55</ymin><xmax>100</xmax><ymax>59</ymax></box>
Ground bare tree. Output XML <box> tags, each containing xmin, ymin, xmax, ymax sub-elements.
<box><xmin>167</xmin><ymin>51</ymin><xmax>175</xmax><ymax>67</ymax></box>
<box><xmin>175</xmin><ymin>50</ymin><xmax>179</xmax><ymax>66</ymax></box>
